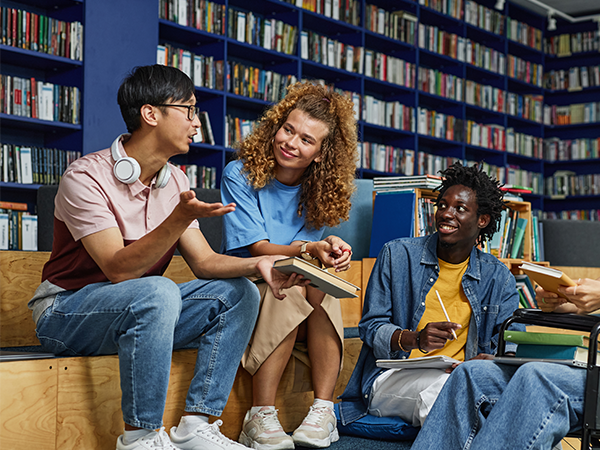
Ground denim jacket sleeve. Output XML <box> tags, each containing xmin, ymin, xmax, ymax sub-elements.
<box><xmin>358</xmin><ymin>239</ymin><xmax>422</xmax><ymax>360</ymax></box>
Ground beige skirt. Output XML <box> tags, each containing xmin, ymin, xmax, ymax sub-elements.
<box><xmin>241</xmin><ymin>282</ymin><xmax>345</xmax><ymax>375</ymax></box>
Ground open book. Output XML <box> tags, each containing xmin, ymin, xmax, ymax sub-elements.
<box><xmin>519</xmin><ymin>261</ymin><xmax>576</xmax><ymax>298</ymax></box>
<box><xmin>273</xmin><ymin>257</ymin><xmax>359</xmax><ymax>298</ymax></box>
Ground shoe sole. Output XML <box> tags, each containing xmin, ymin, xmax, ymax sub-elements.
<box><xmin>238</xmin><ymin>431</ymin><xmax>295</xmax><ymax>450</ymax></box>
<box><xmin>292</xmin><ymin>428</ymin><xmax>339</xmax><ymax>448</ymax></box>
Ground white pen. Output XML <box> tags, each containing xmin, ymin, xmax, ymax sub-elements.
<box><xmin>435</xmin><ymin>290</ymin><xmax>458</xmax><ymax>340</ymax></box>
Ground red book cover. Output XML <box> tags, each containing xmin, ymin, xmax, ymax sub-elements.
<box><xmin>12</xmin><ymin>8</ymin><xmax>16</xmax><ymax>47</ymax></box>
<box><xmin>30</xmin><ymin>77</ymin><xmax>37</xmax><ymax>119</ymax></box>
<box><xmin>25</xmin><ymin>11</ymin><xmax>30</xmax><ymax>49</ymax></box>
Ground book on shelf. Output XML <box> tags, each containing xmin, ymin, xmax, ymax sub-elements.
<box><xmin>510</xmin><ymin>217</ymin><xmax>528</xmax><ymax>259</ymax></box>
<box><xmin>504</xmin><ymin>330</ymin><xmax>590</xmax><ymax>348</ymax></box>
<box><xmin>272</xmin><ymin>257</ymin><xmax>359</xmax><ymax>299</ymax></box>
<box><xmin>514</xmin><ymin>274</ymin><xmax>537</xmax><ymax>308</ymax></box>
<box><xmin>0</xmin><ymin>201</ymin><xmax>28</xmax><ymax>211</ymax></box>
<box><xmin>519</xmin><ymin>261</ymin><xmax>577</xmax><ymax>297</ymax></box>
<box><xmin>376</xmin><ymin>355</ymin><xmax>460</xmax><ymax>370</ymax></box>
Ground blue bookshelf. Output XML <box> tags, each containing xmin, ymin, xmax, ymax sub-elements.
<box><xmin>1</xmin><ymin>0</ymin><xmax>599</xmax><ymax>221</ymax></box>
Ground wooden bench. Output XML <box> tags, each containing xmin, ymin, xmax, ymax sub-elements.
<box><xmin>0</xmin><ymin>250</ymin><xmax>366</xmax><ymax>450</ymax></box>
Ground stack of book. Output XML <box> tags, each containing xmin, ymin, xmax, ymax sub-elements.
<box><xmin>504</xmin><ymin>330</ymin><xmax>594</xmax><ymax>366</ymax></box>
<box><xmin>373</xmin><ymin>174</ymin><xmax>442</xmax><ymax>193</ymax></box>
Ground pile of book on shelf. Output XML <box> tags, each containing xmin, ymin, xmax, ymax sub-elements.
<box><xmin>158</xmin><ymin>0</ymin><xmax>226</xmax><ymax>35</ymax></box>
<box><xmin>229</xmin><ymin>9</ymin><xmax>297</xmax><ymax>55</ymax></box>
<box><xmin>364</xmin><ymin>6</ymin><xmax>417</xmax><ymax>45</ymax></box>
<box><xmin>1</xmin><ymin>7</ymin><xmax>84</xmax><ymax>60</ymax></box>
<box><xmin>225</xmin><ymin>115</ymin><xmax>258</xmax><ymax>148</ymax></box>
<box><xmin>171</xmin><ymin>164</ymin><xmax>217</xmax><ymax>189</ymax></box>
<box><xmin>485</xmin><ymin>207</ymin><xmax>528</xmax><ymax>260</ymax></box>
<box><xmin>373</xmin><ymin>174</ymin><xmax>442</xmax><ymax>193</ymax></box>
<box><xmin>0</xmin><ymin>201</ymin><xmax>37</xmax><ymax>251</ymax></box>
<box><xmin>1</xmin><ymin>75</ymin><xmax>81</xmax><ymax>124</ymax></box>
<box><xmin>282</xmin><ymin>0</ymin><xmax>361</xmax><ymax>26</ymax></box>
<box><xmin>157</xmin><ymin>44</ymin><xmax>224</xmax><ymax>91</ymax></box>
<box><xmin>1</xmin><ymin>143</ymin><xmax>81</xmax><ymax>185</ymax></box>
<box><xmin>514</xmin><ymin>273</ymin><xmax>537</xmax><ymax>309</ymax></box>
<box><xmin>226</xmin><ymin>62</ymin><xmax>297</xmax><ymax>103</ymax></box>
<box><xmin>191</xmin><ymin>112</ymin><xmax>215</xmax><ymax>145</ymax></box>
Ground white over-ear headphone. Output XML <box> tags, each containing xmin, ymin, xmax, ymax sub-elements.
<box><xmin>110</xmin><ymin>134</ymin><xmax>171</xmax><ymax>188</ymax></box>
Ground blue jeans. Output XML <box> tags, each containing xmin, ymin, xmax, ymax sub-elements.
<box><xmin>411</xmin><ymin>360</ymin><xmax>585</xmax><ymax>450</ymax></box>
<box><xmin>35</xmin><ymin>276</ymin><xmax>260</xmax><ymax>430</ymax></box>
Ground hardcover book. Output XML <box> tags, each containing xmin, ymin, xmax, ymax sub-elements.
<box><xmin>515</xmin><ymin>344</ymin><xmax>594</xmax><ymax>363</ymax></box>
<box><xmin>519</xmin><ymin>261</ymin><xmax>576</xmax><ymax>297</ymax></box>
<box><xmin>273</xmin><ymin>257</ymin><xmax>359</xmax><ymax>298</ymax></box>
<box><xmin>504</xmin><ymin>330</ymin><xmax>589</xmax><ymax>348</ymax></box>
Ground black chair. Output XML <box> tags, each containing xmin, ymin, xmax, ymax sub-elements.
<box><xmin>498</xmin><ymin>309</ymin><xmax>600</xmax><ymax>449</ymax></box>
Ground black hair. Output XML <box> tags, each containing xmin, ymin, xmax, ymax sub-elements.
<box><xmin>435</xmin><ymin>161</ymin><xmax>505</xmax><ymax>245</ymax></box>
<box><xmin>117</xmin><ymin>64</ymin><xmax>195</xmax><ymax>133</ymax></box>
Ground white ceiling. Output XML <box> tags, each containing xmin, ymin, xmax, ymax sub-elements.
<box><xmin>510</xmin><ymin>0</ymin><xmax>600</xmax><ymax>20</ymax></box>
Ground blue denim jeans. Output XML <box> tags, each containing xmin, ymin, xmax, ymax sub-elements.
<box><xmin>35</xmin><ymin>276</ymin><xmax>260</xmax><ymax>430</ymax></box>
<box><xmin>411</xmin><ymin>360</ymin><xmax>585</xmax><ymax>450</ymax></box>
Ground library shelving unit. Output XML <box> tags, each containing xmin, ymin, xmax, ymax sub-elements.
<box><xmin>0</xmin><ymin>0</ymin><xmax>84</xmax><ymax>213</ymax></box>
<box><xmin>2</xmin><ymin>0</ymin><xmax>599</xmax><ymax>229</ymax></box>
<box><xmin>542</xmin><ymin>18</ymin><xmax>600</xmax><ymax>219</ymax></box>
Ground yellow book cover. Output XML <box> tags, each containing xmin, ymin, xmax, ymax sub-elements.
<box><xmin>519</xmin><ymin>261</ymin><xmax>576</xmax><ymax>298</ymax></box>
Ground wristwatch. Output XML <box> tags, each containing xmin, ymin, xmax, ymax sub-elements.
<box><xmin>300</xmin><ymin>242</ymin><xmax>314</xmax><ymax>261</ymax></box>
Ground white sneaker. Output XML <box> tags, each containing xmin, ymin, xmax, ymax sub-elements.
<box><xmin>292</xmin><ymin>404</ymin><xmax>339</xmax><ymax>448</ymax></box>
<box><xmin>170</xmin><ymin>419</ymin><xmax>247</xmax><ymax>450</ymax></box>
<box><xmin>116</xmin><ymin>427</ymin><xmax>178</xmax><ymax>450</ymax></box>
<box><xmin>238</xmin><ymin>407</ymin><xmax>295</xmax><ymax>450</ymax></box>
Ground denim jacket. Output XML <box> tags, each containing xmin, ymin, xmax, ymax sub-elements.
<box><xmin>338</xmin><ymin>234</ymin><xmax>522</xmax><ymax>425</ymax></box>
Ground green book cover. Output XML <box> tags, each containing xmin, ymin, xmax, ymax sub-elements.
<box><xmin>510</xmin><ymin>217</ymin><xmax>528</xmax><ymax>259</ymax></box>
<box><xmin>504</xmin><ymin>330</ymin><xmax>589</xmax><ymax>348</ymax></box>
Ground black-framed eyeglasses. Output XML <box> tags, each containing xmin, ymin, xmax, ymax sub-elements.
<box><xmin>154</xmin><ymin>104</ymin><xmax>200</xmax><ymax>121</ymax></box>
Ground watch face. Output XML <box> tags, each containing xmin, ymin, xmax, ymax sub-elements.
<box><xmin>301</xmin><ymin>251</ymin><xmax>313</xmax><ymax>260</ymax></box>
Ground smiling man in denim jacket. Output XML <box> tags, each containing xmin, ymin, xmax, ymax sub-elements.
<box><xmin>338</xmin><ymin>162</ymin><xmax>521</xmax><ymax>430</ymax></box>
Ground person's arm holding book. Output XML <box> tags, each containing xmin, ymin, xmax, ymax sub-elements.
<box><xmin>536</xmin><ymin>277</ymin><xmax>600</xmax><ymax>314</ymax></box>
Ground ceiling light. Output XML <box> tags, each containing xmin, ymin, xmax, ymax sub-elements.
<box><xmin>547</xmin><ymin>11</ymin><xmax>557</xmax><ymax>31</ymax></box>
<box><xmin>495</xmin><ymin>0</ymin><xmax>505</xmax><ymax>11</ymax></box>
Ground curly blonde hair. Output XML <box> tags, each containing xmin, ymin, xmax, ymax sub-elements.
<box><xmin>236</xmin><ymin>82</ymin><xmax>358</xmax><ymax>230</ymax></box>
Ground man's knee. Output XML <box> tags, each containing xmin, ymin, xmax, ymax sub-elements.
<box><xmin>226</xmin><ymin>277</ymin><xmax>260</xmax><ymax>314</ymax></box>
<box><xmin>134</xmin><ymin>277</ymin><xmax>181</xmax><ymax>318</ymax></box>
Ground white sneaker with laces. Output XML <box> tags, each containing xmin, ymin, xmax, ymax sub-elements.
<box><xmin>238</xmin><ymin>407</ymin><xmax>295</xmax><ymax>450</ymax></box>
<box><xmin>116</xmin><ymin>427</ymin><xmax>178</xmax><ymax>450</ymax></box>
<box><xmin>170</xmin><ymin>419</ymin><xmax>247</xmax><ymax>450</ymax></box>
<box><xmin>292</xmin><ymin>404</ymin><xmax>339</xmax><ymax>448</ymax></box>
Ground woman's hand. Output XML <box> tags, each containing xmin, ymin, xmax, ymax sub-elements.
<box><xmin>256</xmin><ymin>255</ymin><xmax>310</xmax><ymax>300</ymax></box>
<box><xmin>310</xmin><ymin>236</ymin><xmax>352</xmax><ymax>272</ymax></box>
<box><xmin>557</xmin><ymin>278</ymin><xmax>600</xmax><ymax>314</ymax></box>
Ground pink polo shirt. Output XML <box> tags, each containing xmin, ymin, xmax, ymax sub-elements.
<box><xmin>41</xmin><ymin>140</ymin><xmax>199</xmax><ymax>291</ymax></box>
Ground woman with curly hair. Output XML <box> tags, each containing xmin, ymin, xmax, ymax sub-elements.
<box><xmin>220</xmin><ymin>82</ymin><xmax>358</xmax><ymax>450</ymax></box>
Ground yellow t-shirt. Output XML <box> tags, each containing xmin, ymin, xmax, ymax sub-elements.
<box><xmin>410</xmin><ymin>258</ymin><xmax>472</xmax><ymax>361</ymax></box>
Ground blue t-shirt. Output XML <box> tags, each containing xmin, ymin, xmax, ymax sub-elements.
<box><xmin>221</xmin><ymin>160</ymin><xmax>323</xmax><ymax>257</ymax></box>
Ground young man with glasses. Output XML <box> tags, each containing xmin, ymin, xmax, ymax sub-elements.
<box><xmin>28</xmin><ymin>64</ymin><xmax>306</xmax><ymax>450</ymax></box>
